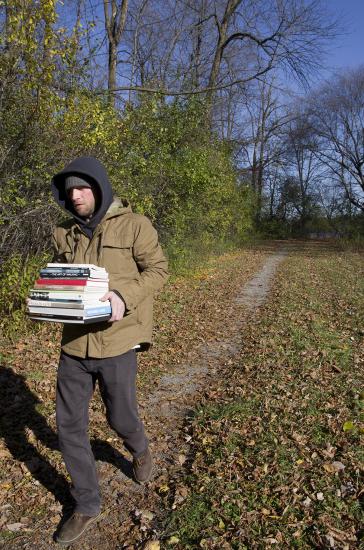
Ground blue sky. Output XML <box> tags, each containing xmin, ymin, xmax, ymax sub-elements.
<box><xmin>325</xmin><ymin>0</ymin><xmax>364</xmax><ymax>70</ymax></box>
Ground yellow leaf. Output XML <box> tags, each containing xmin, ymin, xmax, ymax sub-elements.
<box><xmin>343</xmin><ymin>421</ymin><xmax>355</xmax><ymax>432</ymax></box>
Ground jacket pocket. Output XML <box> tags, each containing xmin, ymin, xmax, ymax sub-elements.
<box><xmin>54</xmin><ymin>246</ymin><xmax>73</xmax><ymax>263</ymax></box>
<box><xmin>101</xmin><ymin>232</ymin><xmax>139</xmax><ymax>276</ymax></box>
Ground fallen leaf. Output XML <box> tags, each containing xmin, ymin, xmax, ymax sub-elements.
<box><xmin>7</xmin><ymin>523</ymin><xmax>25</xmax><ymax>532</ymax></box>
<box><xmin>144</xmin><ymin>541</ymin><xmax>160</xmax><ymax>550</ymax></box>
<box><xmin>322</xmin><ymin>443</ymin><xmax>337</xmax><ymax>459</ymax></box>
<box><xmin>343</xmin><ymin>421</ymin><xmax>354</xmax><ymax>432</ymax></box>
<box><xmin>327</xmin><ymin>461</ymin><xmax>345</xmax><ymax>473</ymax></box>
<box><xmin>140</xmin><ymin>510</ymin><xmax>154</xmax><ymax>521</ymax></box>
<box><xmin>50</xmin><ymin>515</ymin><xmax>61</xmax><ymax>525</ymax></box>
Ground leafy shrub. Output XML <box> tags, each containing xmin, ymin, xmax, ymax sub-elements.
<box><xmin>0</xmin><ymin>252</ymin><xmax>50</xmax><ymax>339</ymax></box>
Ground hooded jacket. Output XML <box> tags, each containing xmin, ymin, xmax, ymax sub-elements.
<box><xmin>51</xmin><ymin>157</ymin><xmax>168</xmax><ymax>359</ymax></box>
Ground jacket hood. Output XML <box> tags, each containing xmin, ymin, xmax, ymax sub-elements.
<box><xmin>51</xmin><ymin>157</ymin><xmax>114</xmax><ymax>236</ymax></box>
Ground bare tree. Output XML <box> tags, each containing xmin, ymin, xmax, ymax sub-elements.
<box><xmin>281</xmin><ymin>113</ymin><xmax>323</xmax><ymax>229</ymax></box>
<box><xmin>236</xmin><ymin>77</ymin><xmax>290</xmax><ymax>220</ymax></box>
<box><xmin>203</xmin><ymin>0</ymin><xmax>339</xmax><ymax>116</ymax></box>
<box><xmin>307</xmin><ymin>66</ymin><xmax>364</xmax><ymax>212</ymax></box>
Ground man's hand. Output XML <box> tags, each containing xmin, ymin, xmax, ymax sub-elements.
<box><xmin>100</xmin><ymin>291</ymin><xmax>125</xmax><ymax>322</ymax></box>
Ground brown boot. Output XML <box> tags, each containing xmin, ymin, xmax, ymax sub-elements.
<box><xmin>133</xmin><ymin>448</ymin><xmax>153</xmax><ymax>483</ymax></box>
<box><xmin>56</xmin><ymin>511</ymin><xmax>100</xmax><ymax>545</ymax></box>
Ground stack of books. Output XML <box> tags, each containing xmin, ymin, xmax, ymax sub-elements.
<box><xmin>27</xmin><ymin>263</ymin><xmax>111</xmax><ymax>324</ymax></box>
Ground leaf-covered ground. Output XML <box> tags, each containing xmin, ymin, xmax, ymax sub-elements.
<box><xmin>164</xmin><ymin>243</ymin><xmax>364</xmax><ymax>549</ymax></box>
<box><xmin>0</xmin><ymin>241</ymin><xmax>362</xmax><ymax>549</ymax></box>
<box><xmin>0</xmin><ymin>244</ymin><xmax>268</xmax><ymax>548</ymax></box>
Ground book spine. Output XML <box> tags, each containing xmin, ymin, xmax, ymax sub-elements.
<box><xmin>84</xmin><ymin>306</ymin><xmax>111</xmax><ymax>316</ymax></box>
<box><xmin>36</xmin><ymin>279</ymin><xmax>88</xmax><ymax>285</ymax></box>
<box><xmin>28</xmin><ymin>300</ymin><xmax>85</xmax><ymax>309</ymax></box>
<box><xmin>34</xmin><ymin>284</ymin><xmax>95</xmax><ymax>291</ymax></box>
<box><xmin>46</xmin><ymin>263</ymin><xmax>104</xmax><ymax>270</ymax></box>
<box><xmin>28</xmin><ymin>314</ymin><xmax>111</xmax><ymax>324</ymax></box>
<box><xmin>28</xmin><ymin>306</ymin><xmax>111</xmax><ymax>316</ymax></box>
<box><xmin>40</xmin><ymin>270</ymin><xmax>91</xmax><ymax>278</ymax></box>
<box><xmin>29</xmin><ymin>291</ymin><xmax>86</xmax><ymax>300</ymax></box>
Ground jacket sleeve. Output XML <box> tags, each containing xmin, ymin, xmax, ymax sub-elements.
<box><xmin>51</xmin><ymin>227</ymin><xmax>70</xmax><ymax>263</ymax></box>
<box><xmin>51</xmin><ymin>229</ymin><xmax>62</xmax><ymax>262</ymax></box>
<box><xmin>112</xmin><ymin>216</ymin><xmax>168</xmax><ymax>311</ymax></box>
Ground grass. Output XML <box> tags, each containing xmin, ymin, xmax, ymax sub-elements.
<box><xmin>163</xmin><ymin>248</ymin><xmax>363</xmax><ymax>549</ymax></box>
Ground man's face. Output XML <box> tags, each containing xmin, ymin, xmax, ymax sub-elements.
<box><xmin>67</xmin><ymin>186</ymin><xmax>96</xmax><ymax>218</ymax></box>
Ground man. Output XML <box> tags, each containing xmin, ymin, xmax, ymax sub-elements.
<box><xmin>51</xmin><ymin>156</ymin><xmax>168</xmax><ymax>545</ymax></box>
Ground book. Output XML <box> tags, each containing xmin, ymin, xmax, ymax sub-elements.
<box><xmin>27</xmin><ymin>305</ymin><xmax>111</xmax><ymax>317</ymax></box>
<box><xmin>33</xmin><ymin>285</ymin><xmax>108</xmax><ymax>292</ymax></box>
<box><xmin>40</xmin><ymin>270</ymin><xmax>101</xmax><ymax>279</ymax></box>
<box><xmin>34</xmin><ymin>281</ymin><xmax>109</xmax><ymax>291</ymax></box>
<box><xmin>40</xmin><ymin>264</ymin><xmax>108</xmax><ymax>278</ymax></box>
<box><xmin>35</xmin><ymin>279</ymin><xmax>108</xmax><ymax>286</ymax></box>
<box><xmin>28</xmin><ymin>263</ymin><xmax>111</xmax><ymax>325</ymax></box>
<box><xmin>29</xmin><ymin>290</ymin><xmax>106</xmax><ymax>301</ymax></box>
<box><xmin>46</xmin><ymin>263</ymin><xmax>105</xmax><ymax>270</ymax></box>
<box><xmin>28</xmin><ymin>300</ymin><xmax>104</xmax><ymax>308</ymax></box>
<box><xmin>28</xmin><ymin>314</ymin><xmax>111</xmax><ymax>324</ymax></box>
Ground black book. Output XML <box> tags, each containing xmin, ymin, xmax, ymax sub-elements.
<box><xmin>28</xmin><ymin>314</ymin><xmax>111</xmax><ymax>324</ymax></box>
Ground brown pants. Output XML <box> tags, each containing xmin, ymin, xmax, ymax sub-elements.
<box><xmin>56</xmin><ymin>349</ymin><xmax>147</xmax><ymax>515</ymax></box>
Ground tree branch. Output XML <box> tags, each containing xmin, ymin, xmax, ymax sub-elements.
<box><xmin>89</xmin><ymin>65</ymin><xmax>273</xmax><ymax>97</ymax></box>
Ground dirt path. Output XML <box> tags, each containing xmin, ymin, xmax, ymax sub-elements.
<box><xmin>146</xmin><ymin>248</ymin><xmax>288</xmax><ymax>425</ymax></box>
<box><xmin>2</xmin><ymin>245</ymin><xmax>289</xmax><ymax>549</ymax></box>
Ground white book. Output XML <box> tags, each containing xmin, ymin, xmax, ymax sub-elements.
<box><xmin>28</xmin><ymin>305</ymin><xmax>111</xmax><ymax>317</ymax></box>
<box><xmin>29</xmin><ymin>290</ymin><xmax>107</xmax><ymax>300</ymax></box>
<box><xmin>28</xmin><ymin>300</ymin><xmax>105</xmax><ymax>308</ymax></box>
<box><xmin>47</xmin><ymin>263</ymin><xmax>106</xmax><ymax>271</ymax></box>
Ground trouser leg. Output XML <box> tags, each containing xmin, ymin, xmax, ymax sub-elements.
<box><xmin>98</xmin><ymin>350</ymin><xmax>148</xmax><ymax>457</ymax></box>
<box><xmin>56</xmin><ymin>352</ymin><xmax>100</xmax><ymax>516</ymax></box>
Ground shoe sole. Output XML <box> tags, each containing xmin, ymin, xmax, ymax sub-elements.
<box><xmin>56</xmin><ymin>512</ymin><xmax>101</xmax><ymax>546</ymax></box>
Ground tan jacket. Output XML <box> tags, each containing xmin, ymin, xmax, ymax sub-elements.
<box><xmin>52</xmin><ymin>199</ymin><xmax>168</xmax><ymax>358</ymax></box>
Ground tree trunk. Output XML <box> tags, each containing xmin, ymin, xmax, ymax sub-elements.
<box><xmin>103</xmin><ymin>0</ymin><xmax>129</xmax><ymax>107</ymax></box>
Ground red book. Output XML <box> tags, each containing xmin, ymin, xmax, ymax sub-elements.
<box><xmin>35</xmin><ymin>279</ymin><xmax>107</xmax><ymax>286</ymax></box>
